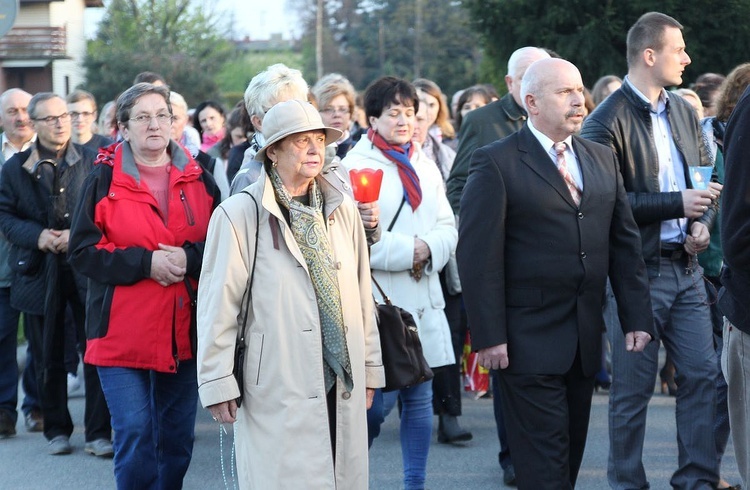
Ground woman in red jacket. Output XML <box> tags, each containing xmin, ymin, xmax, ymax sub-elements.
<box><xmin>68</xmin><ymin>83</ymin><xmax>220</xmax><ymax>490</ymax></box>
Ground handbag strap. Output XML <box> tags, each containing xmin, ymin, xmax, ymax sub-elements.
<box><xmin>387</xmin><ymin>196</ymin><xmax>407</xmax><ymax>232</ymax></box>
<box><xmin>371</xmin><ymin>274</ymin><xmax>393</xmax><ymax>306</ymax></box>
<box><xmin>238</xmin><ymin>191</ymin><xmax>260</xmax><ymax>348</ymax></box>
<box><xmin>371</xmin><ymin>197</ymin><xmax>406</xmax><ymax>307</ymax></box>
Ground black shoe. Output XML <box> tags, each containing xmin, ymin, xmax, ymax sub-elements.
<box><xmin>0</xmin><ymin>410</ymin><xmax>16</xmax><ymax>438</ymax></box>
<box><xmin>503</xmin><ymin>464</ymin><xmax>517</xmax><ymax>486</ymax></box>
<box><xmin>437</xmin><ymin>414</ymin><xmax>473</xmax><ymax>444</ymax></box>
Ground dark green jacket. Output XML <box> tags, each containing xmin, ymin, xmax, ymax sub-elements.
<box><xmin>446</xmin><ymin>93</ymin><xmax>526</xmax><ymax>214</ymax></box>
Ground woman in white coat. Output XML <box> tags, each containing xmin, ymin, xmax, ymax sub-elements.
<box><xmin>196</xmin><ymin>99</ymin><xmax>384</xmax><ymax>489</ymax></box>
<box><xmin>341</xmin><ymin>77</ymin><xmax>457</xmax><ymax>490</ymax></box>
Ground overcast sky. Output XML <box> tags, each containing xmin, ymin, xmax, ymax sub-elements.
<box><xmin>221</xmin><ymin>0</ymin><xmax>301</xmax><ymax>40</ymax></box>
<box><xmin>85</xmin><ymin>0</ymin><xmax>301</xmax><ymax>40</ymax></box>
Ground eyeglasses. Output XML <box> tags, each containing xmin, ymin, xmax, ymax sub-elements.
<box><xmin>70</xmin><ymin>111</ymin><xmax>95</xmax><ymax>119</ymax></box>
<box><xmin>128</xmin><ymin>113</ymin><xmax>174</xmax><ymax>126</ymax></box>
<box><xmin>33</xmin><ymin>113</ymin><xmax>71</xmax><ymax>125</ymax></box>
<box><xmin>320</xmin><ymin>107</ymin><xmax>350</xmax><ymax>116</ymax></box>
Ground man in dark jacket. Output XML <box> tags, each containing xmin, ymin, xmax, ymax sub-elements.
<box><xmin>0</xmin><ymin>88</ymin><xmax>43</xmax><ymax>437</ymax></box>
<box><xmin>445</xmin><ymin>45</ymin><xmax>549</xmax><ymax>485</ymax></box>
<box><xmin>446</xmin><ymin>46</ymin><xmax>549</xmax><ymax>214</ymax></box>
<box><xmin>581</xmin><ymin>12</ymin><xmax>720</xmax><ymax>489</ymax></box>
<box><xmin>718</xmin><ymin>85</ymin><xmax>750</xmax><ymax>488</ymax></box>
<box><xmin>0</xmin><ymin>93</ymin><xmax>112</xmax><ymax>456</ymax></box>
<box><xmin>458</xmin><ymin>57</ymin><xmax>653</xmax><ymax>488</ymax></box>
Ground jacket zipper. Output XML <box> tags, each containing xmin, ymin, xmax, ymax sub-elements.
<box><xmin>180</xmin><ymin>189</ymin><xmax>195</xmax><ymax>226</ymax></box>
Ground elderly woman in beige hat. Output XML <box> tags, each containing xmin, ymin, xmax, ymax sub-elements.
<box><xmin>196</xmin><ymin>99</ymin><xmax>384</xmax><ymax>489</ymax></box>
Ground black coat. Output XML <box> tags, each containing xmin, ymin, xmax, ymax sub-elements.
<box><xmin>580</xmin><ymin>82</ymin><xmax>716</xmax><ymax>276</ymax></box>
<box><xmin>0</xmin><ymin>143</ymin><xmax>95</xmax><ymax>314</ymax></box>
<box><xmin>457</xmin><ymin>125</ymin><xmax>653</xmax><ymax>377</ymax></box>
<box><xmin>719</xmin><ymin>86</ymin><xmax>750</xmax><ymax>334</ymax></box>
<box><xmin>446</xmin><ymin>93</ymin><xmax>527</xmax><ymax>214</ymax></box>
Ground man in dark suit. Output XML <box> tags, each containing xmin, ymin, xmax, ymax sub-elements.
<box><xmin>457</xmin><ymin>58</ymin><xmax>654</xmax><ymax>488</ymax></box>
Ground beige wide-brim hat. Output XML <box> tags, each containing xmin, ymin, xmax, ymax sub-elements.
<box><xmin>255</xmin><ymin>99</ymin><xmax>343</xmax><ymax>163</ymax></box>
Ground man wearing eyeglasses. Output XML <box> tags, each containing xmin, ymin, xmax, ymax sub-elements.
<box><xmin>0</xmin><ymin>92</ymin><xmax>112</xmax><ymax>457</ymax></box>
<box><xmin>66</xmin><ymin>90</ymin><xmax>113</xmax><ymax>152</ymax></box>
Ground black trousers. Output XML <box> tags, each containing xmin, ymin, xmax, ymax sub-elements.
<box><xmin>25</xmin><ymin>267</ymin><xmax>111</xmax><ymax>442</ymax></box>
<box><xmin>497</xmin><ymin>349</ymin><xmax>595</xmax><ymax>489</ymax></box>
<box><xmin>432</xmin><ymin>271</ymin><xmax>468</xmax><ymax>416</ymax></box>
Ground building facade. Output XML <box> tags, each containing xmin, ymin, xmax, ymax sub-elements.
<box><xmin>0</xmin><ymin>0</ymin><xmax>102</xmax><ymax>94</ymax></box>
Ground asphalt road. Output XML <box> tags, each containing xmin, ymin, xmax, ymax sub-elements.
<box><xmin>0</xmin><ymin>364</ymin><xmax>740</xmax><ymax>489</ymax></box>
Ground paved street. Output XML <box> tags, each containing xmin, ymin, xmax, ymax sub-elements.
<box><xmin>0</xmin><ymin>371</ymin><xmax>740</xmax><ymax>489</ymax></box>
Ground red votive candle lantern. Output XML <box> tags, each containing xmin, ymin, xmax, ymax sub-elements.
<box><xmin>349</xmin><ymin>168</ymin><xmax>384</xmax><ymax>203</ymax></box>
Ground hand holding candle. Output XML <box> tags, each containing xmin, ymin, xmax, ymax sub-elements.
<box><xmin>349</xmin><ymin>168</ymin><xmax>384</xmax><ymax>203</ymax></box>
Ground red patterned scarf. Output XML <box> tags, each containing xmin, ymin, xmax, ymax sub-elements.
<box><xmin>368</xmin><ymin>128</ymin><xmax>422</xmax><ymax>210</ymax></box>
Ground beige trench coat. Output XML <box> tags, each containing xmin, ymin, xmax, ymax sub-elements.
<box><xmin>197</xmin><ymin>171</ymin><xmax>385</xmax><ymax>489</ymax></box>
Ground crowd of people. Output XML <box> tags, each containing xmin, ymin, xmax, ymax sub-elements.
<box><xmin>2</xmin><ymin>9</ymin><xmax>750</xmax><ymax>490</ymax></box>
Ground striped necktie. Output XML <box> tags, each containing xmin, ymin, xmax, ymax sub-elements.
<box><xmin>554</xmin><ymin>142</ymin><xmax>581</xmax><ymax>206</ymax></box>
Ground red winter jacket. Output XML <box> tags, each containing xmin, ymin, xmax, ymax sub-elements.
<box><xmin>68</xmin><ymin>141</ymin><xmax>220</xmax><ymax>372</ymax></box>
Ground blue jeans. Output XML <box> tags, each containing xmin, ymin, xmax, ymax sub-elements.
<box><xmin>98</xmin><ymin>360</ymin><xmax>198</xmax><ymax>490</ymax></box>
<box><xmin>369</xmin><ymin>380</ymin><xmax>433</xmax><ymax>490</ymax></box>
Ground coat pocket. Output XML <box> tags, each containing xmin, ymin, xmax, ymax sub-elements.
<box><xmin>8</xmin><ymin>245</ymin><xmax>43</xmax><ymax>276</ymax></box>
<box><xmin>248</xmin><ymin>332</ymin><xmax>265</xmax><ymax>386</ymax></box>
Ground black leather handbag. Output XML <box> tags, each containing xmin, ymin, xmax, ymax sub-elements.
<box><xmin>372</xmin><ymin>276</ymin><xmax>433</xmax><ymax>392</ymax></box>
<box><xmin>234</xmin><ymin>191</ymin><xmax>260</xmax><ymax>408</ymax></box>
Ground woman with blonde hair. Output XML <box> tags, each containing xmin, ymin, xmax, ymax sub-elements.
<box><xmin>312</xmin><ymin>73</ymin><xmax>358</xmax><ymax>158</ymax></box>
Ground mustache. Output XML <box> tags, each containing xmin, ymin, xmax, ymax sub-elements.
<box><xmin>566</xmin><ymin>110</ymin><xmax>585</xmax><ymax>118</ymax></box>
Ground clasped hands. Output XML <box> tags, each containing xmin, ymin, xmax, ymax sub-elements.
<box><xmin>37</xmin><ymin>228</ymin><xmax>70</xmax><ymax>254</ymax></box>
<box><xmin>411</xmin><ymin>237</ymin><xmax>430</xmax><ymax>281</ymax></box>
<box><xmin>476</xmin><ymin>332</ymin><xmax>651</xmax><ymax>371</ymax></box>
<box><xmin>150</xmin><ymin>243</ymin><xmax>187</xmax><ymax>287</ymax></box>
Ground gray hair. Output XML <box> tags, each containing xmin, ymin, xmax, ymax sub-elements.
<box><xmin>169</xmin><ymin>91</ymin><xmax>189</xmax><ymax>113</ymax></box>
<box><xmin>507</xmin><ymin>47</ymin><xmax>550</xmax><ymax>79</ymax></box>
<box><xmin>28</xmin><ymin>92</ymin><xmax>63</xmax><ymax>119</ymax></box>
<box><xmin>243</xmin><ymin>63</ymin><xmax>308</xmax><ymax>125</ymax></box>
<box><xmin>0</xmin><ymin>88</ymin><xmax>32</xmax><ymax>111</ymax></box>
<box><xmin>116</xmin><ymin>83</ymin><xmax>172</xmax><ymax>124</ymax></box>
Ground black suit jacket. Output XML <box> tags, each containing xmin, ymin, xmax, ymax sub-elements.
<box><xmin>457</xmin><ymin>125</ymin><xmax>653</xmax><ymax>376</ymax></box>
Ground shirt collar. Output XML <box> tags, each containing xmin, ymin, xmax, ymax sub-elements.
<box><xmin>527</xmin><ymin>119</ymin><xmax>574</xmax><ymax>155</ymax></box>
<box><xmin>1</xmin><ymin>133</ymin><xmax>36</xmax><ymax>160</ymax></box>
<box><xmin>624</xmin><ymin>76</ymin><xmax>669</xmax><ymax>113</ymax></box>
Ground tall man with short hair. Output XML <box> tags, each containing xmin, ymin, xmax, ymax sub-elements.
<box><xmin>445</xmin><ymin>46</ymin><xmax>550</xmax><ymax>484</ymax></box>
<box><xmin>581</xmin><ymin>12</ymin><xmax>721</xmax><ymax>489</ymax></box>
<box><xmin>458</xmin><ymin>57</ymin><xmax>653</xmax><ymax>488</ymax></box>
<box><xmin>0</xmin><ymin>93</ymin><xmax>112</xmax><ymax>456</ymax></box>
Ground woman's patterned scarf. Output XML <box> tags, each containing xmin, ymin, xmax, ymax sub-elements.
<box><xmin>269</xmin><ymin>169</ymin><xmax>353</xmax><ymax>393</ymax></box>
<box><xmin>368</xmin><ymin>128</ymin><xmax>422</xmax><ymax>210</ymax></box>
